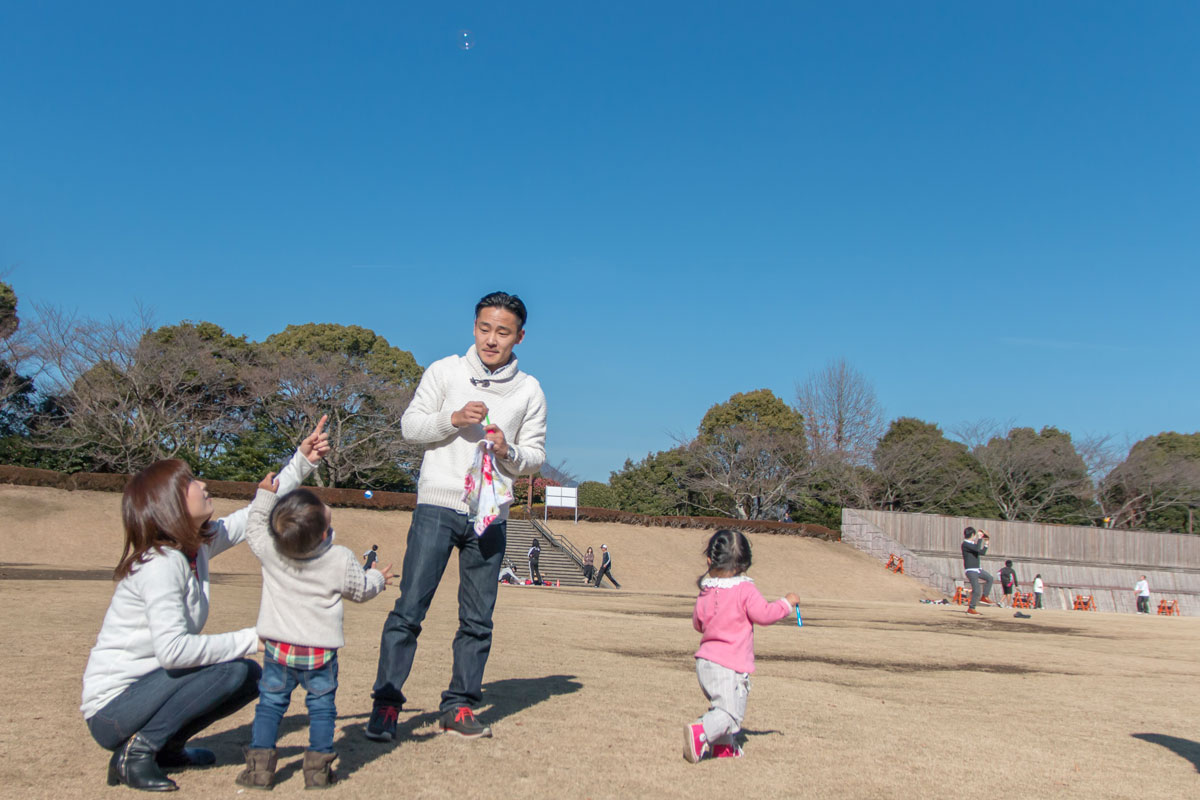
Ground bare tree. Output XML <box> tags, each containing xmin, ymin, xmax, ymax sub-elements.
<box><xmin>246</xmin><ymin>351</ymin><xmax>416</xmax><ymax>489</ymax></box>
<box><xmin>795</xmin><ymin>358</ymin><xmax>885</xmax><ymax>468</ymax></box>
<box><xmin>959</xmin><ymin>420</ymin><xmax>1092</xmax><ymax>523</ymax></box>
<box><xmin>29</xmin><ymin>307</ymin><xmax>252</xmax><ymax>472</ymax></box>
<box><xmin>1092</xmin><ymin>435</ymin><xmax>1200</xmax><ymax>531</ymax></box>
<box><xmin>873</xmin><ymin>418</ymin><xmax>980</xmax><ymax>513</ymax></box>
<box><xmin>683</xmin><ymin>426</ymin><xmax>809</xmax><ymax>520</ymax></box>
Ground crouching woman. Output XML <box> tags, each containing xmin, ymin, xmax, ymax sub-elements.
<box><xmin>80</xmin><ymin>420</ymin><xmax>328</xmax><ymax>791</ymax></box>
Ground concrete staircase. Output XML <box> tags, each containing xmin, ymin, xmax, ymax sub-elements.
<box><xmin>504</xmin><ymin>519</ymin><xmax>591</xmax><ymax>586</ymax></box>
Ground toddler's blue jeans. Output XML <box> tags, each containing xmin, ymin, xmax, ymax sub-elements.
<box><xmin>250</xmin><ymin>656</ymin><xmax>339</xmax><ymax>753</ymax></box>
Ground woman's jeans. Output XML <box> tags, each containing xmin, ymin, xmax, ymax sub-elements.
<box><xmin>373</xmin><ymin>504</ymin><xmax>506</xmax><ymax>712</ymax></box>
<box><xmin>87</xmin><ymin>659</ymin><xmax>261</xmax><ymax>752</ymax></box>
<box><xmin>251</xmin><ymin>657</ymin><xmax>339</xmax><ymax>753</ymax></box>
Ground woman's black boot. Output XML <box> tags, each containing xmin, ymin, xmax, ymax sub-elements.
<box><xmin>107</xmin><ymin>733</ymin><xmax>179</xmax><ymax>792</ymax></box>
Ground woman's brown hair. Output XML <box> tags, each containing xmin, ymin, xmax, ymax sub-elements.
<box><xmin>115</xmin><ymin>459</ymin><xmax>212</xmax><ymax>580</ymax></box>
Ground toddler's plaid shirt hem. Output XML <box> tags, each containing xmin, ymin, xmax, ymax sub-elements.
<box><xmin>263</xmin><ymin>640</ymin><xmax>335</xmax><ymax>669</ymax></box>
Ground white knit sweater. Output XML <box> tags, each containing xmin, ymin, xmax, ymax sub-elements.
<box><xmin>402</xmin><ymin>345</ymin><xmax>547</xmax><ymax>516</ymax></box>
<box><xmin>245</xmin><ymin>489</ymin><xmax>386</xmax><ymax>648</ymax></box>
<box><xmin>81</xmin><ymin>451</ymin><xmax>315</xmax><ymax>720</ymax></box>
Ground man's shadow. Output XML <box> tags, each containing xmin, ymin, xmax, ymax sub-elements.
<box><xmin>477</xmin><ymin>674</ymin><xmax>583</xmax><ymax>724</ymax></box>
<box><xmin>1132</xmin><ymin>733</ymin><xmax>1200</xmax><ymax>773</ymax></box>
<box><xmin>191</xmin><ymin>674</ymin><xmax>582</xmax><ymax>784</ymax></box>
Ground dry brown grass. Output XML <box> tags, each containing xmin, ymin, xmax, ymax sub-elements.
<box><xmin>2</xmin><ymin>483</ymin><xmax>1198</xmax><ymax>799</ymax></box>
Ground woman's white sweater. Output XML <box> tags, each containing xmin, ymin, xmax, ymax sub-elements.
<box><xmin>80</xmin><ymin>451</ymin><xmax>315</xmax><ymax>720</ymax></box>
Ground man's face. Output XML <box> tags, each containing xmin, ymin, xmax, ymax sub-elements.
<box><xmin>474</xmin><ymin>306</ymin><xmax>525</xmax><ymax>370</ymax></box>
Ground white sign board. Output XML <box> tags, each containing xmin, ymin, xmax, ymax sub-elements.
<box><xmin>545</xmin><ymin>486</ymin><xmax>579</xmax><ymax>522</ymax></box>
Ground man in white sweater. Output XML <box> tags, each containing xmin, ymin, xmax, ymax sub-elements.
<box><xmin>366</xmin><ymin>291</ymin><xmax>547</xmax><ymax>741</ymax></box>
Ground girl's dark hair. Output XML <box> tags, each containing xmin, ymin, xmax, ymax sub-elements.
<box><xmin>269</xmin><ymin>489</ymin><xmax>329</xmax><ymax>559</ymax></box>
<box><xmin>698</xmin><ymin>529</ymin><xmax>752</xmax><ymax>588</ymax></box>
<box><xmin>116</xmin><ymin>459</ymin><xmax>213</xmax><ymax>580</ymax></box>
<box><xmin>475</xmin><ymin>291</ymin><xmax>527</xmax><ymax>328</ymax></box>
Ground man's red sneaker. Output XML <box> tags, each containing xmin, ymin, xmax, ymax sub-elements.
<box><xmin>439</xmin><ymin>707</ymin><xmax>492</xmax><ymax>738</ymax></box>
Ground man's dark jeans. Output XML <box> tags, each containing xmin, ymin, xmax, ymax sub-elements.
<box><xmin>372</xmin><ymin>504</ymin><xmax>506</xmax><ymax>712</ymax></box>
<box><xmin>87</xmin><ymin>659</ymin><xmax>261</xmax><ymax>752</ymax></box>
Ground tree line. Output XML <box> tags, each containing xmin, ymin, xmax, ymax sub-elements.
<box><xmin>1</xmin><ymin>282</ymin><xmax>423</xmax><ymax>490</ymax></box>
<box><xmin>3</xmin><ymin>281</ymin><xmax>1197</xmax><ymax>532</ymax></box>
<box><xmin>578</xmin><ymin>363</ymin><xmax>1200</xmax><ymax>535</ymax></box>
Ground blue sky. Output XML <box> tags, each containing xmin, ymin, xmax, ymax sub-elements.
<box><xmin>2</xmin><ymin>2</ymin><xmax>1197</xmax><ymax>482</ymax></box>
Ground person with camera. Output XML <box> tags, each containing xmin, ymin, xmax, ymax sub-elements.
<box><xmin>961</xmin><ymin>526</ymin><xmax>995</xmax><ymax>616</ymax></box>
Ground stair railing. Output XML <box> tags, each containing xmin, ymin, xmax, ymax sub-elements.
<box><xmin>530</xmin><ymin>519</ymin><xmax>585</xmax><ymax>568</ymax></box>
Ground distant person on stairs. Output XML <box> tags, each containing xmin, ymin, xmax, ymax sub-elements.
<box><xmin>528</xmin><ymin>538</ymin><xmax>542</xmax><ymax>584</ymax></box>
<box><xmin>582</xmin><ymin>546</ymin><xmax>595</xmax><ymax>584</ymax></box>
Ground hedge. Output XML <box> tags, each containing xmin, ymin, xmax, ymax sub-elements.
<box><xmin>0</xmin><ymin>464</ymin><xmax>837</xmax><ymax>539</ymax></box>
<box><xmin>0</xmin><ymin>464</ymin><xmax>416</xmax><ymax>510</ymax></box>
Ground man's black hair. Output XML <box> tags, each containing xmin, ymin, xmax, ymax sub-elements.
<box><xmin>963</xmin><ymin>526</ymin><xmax>976</xmax><ymax>539</ymax></box>
<box><xmin>475</xmin><ymin>291</ymin><xmax>527</xmax><ymax>328</ymax></box>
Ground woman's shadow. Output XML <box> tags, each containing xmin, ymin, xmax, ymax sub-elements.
<box><xmin>191</xmin><ymin>674</ymin><xmax>582</xmax><ymax>785</ymax></box>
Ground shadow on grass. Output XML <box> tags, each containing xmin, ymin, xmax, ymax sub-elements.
<box><xmin>728</xmin><ymin>728</ymin><xmax>783</xmax><ymax>751</ymax></box>
<box><xmin>1132</xmin><ymin>733</ymin><xmax>1200</xmax><ymax>773</ymax></box>
<box><xmin>189</xmin><ymin>674</ymin><xmax>582</xmax><ymax>786</ymax></box>
<box><xmin>478</xmin><ymin>673</ymin><xmax>583</xmax><ymax>725</ymax></box>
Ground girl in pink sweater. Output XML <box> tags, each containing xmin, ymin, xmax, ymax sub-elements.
<box><xmin>684</xmin><ymin>529</ymin><xmax>800</xmax><ymax>763</ymax></box>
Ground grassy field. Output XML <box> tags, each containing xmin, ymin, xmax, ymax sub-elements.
<box><xmin>2</xmin><ymin>483</ymin><xmax>1198</xmax><ymax>799</ymax></box>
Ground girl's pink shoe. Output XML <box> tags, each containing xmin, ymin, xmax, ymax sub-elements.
<box><xmin>712</xmin><ymin>743</ymin><xmax>744</xmax><ymax>758</ymax></box>
<box><xmin>683</xmin><ymin>723</ymin><xmax>709</xmax><ymax>763</ymax></box>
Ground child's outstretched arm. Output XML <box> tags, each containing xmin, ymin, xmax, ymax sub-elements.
<box><xmin>207</xmin><ymin>415</ymin><xmax>329</xmax><ymax>557</ymax></box>
<box><xmin>341</xmin><ymin>555</ymin><xmax>391</xmax><ymax>603</ymax></box>
<box><xmin>243</xmin><ymin>473</ymin><xmax>281</xmax><ymax>562</ymax></box>
<box><xmin>743</xmin><ymin>583</ymin><xmax>795</xmax><ymax>625</ymax></box>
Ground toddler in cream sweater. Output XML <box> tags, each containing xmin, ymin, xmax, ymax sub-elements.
<box><xmin>236</xmin><ymin>472</ymin><xmax>391</xmax><ymax>790</ymax></box>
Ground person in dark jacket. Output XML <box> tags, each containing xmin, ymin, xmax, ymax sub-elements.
<box><xmin>961</xmin><ymin>527</ymin><xmax>994</xmax><ymax>615</ymax></box>
<box><xmin>527</xmin><ymin>539</ymin><xmax>542</xmax><ymax>584</ymax></box>
<box><xmin>999</xmin><ymin>559</ymin><xmax>1019</xmax><ymax>607</ymax></box>
<box><xmin>594</xmin><ymin>544</ymin><xmax>620</xmax><ymax>588</ymax></box>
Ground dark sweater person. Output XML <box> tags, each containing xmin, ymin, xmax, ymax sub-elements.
<box><xmin>999</xmin><ymin>560</ymin><xmax>1019</xmax><ymax>606</ymax></box>
<box><xmin>961</xmin><ymin>527</ymin><xmax>994</xmax><ymax>614</ymax></box>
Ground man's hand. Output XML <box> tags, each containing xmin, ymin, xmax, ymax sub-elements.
<box><xmin>451</xmin><ymin>401</ymin><xmax>489</xmax><ymax>428</ymax></box>
<box><xmin>377</xmin><ymin>562</ymin><xmax>395</xmax><ymax>586</ymax></box>
<box><xmin>258</xmin><ymin>472</ymin><xmax>280</xmax><ymax>493</ymax></box>
<box><xmin>300</xmin><ymin>414</ymin><xmax>331</xmax><ymax>464</ymax></box>
<box><xmin>484</xmin><ymin>425</ymin><xmax>509</xmax><ymax>460</ymax></box>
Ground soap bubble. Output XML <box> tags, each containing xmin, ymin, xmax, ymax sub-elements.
<box><xmin>457</xmin><ymin>29</ymin><xmax>475</xmax><ymax>50</ymax></box>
